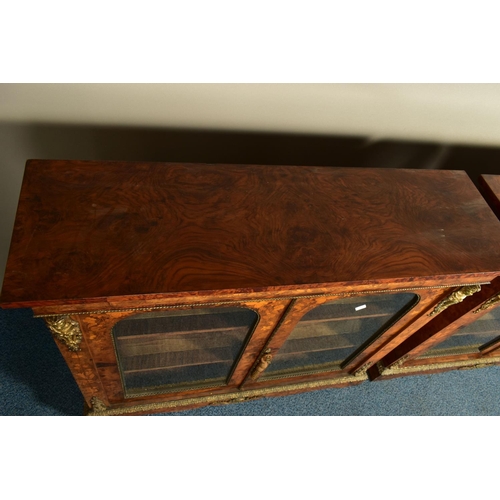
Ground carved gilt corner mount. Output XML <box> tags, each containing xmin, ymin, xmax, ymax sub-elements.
<box><xmin>429</xmin><ymin>285</ymin><xmax>481</xmax><ymax>317</ymax></box>
<box><xmin>44</xmin><ymin>315</ymin><xmax>83</xmax><ymax>352</ymax></box>
<box><xmin>87</xmin><ymin>396</ymin><xmax>108</xmax><ymax>416</ymax></box>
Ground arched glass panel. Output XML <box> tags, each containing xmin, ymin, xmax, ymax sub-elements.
<box><xmin>261</xmin><ymin>293</ymin><xmax>418</xmax><ymax>380</ymax></box>
<box><xmin>418</xmin><ymin>306</ymin><xmax>500</xmax><ymax>358</ymax></box>
<box><xmin>113</xmin><ymin>307</ymin><xmax>258</xmax><ymax>396</ymax></box>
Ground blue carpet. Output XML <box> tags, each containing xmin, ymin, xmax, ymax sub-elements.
<box><xmin>1</xmin><ymin>308</ymin><xmax>499</xmax><ymax>416</ymax></box>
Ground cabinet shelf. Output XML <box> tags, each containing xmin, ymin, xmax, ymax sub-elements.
<box><xmin>123</xmin><ymin>355</ymin><xmax>234</xmax><ymax>374</ymax></box>
<box><xmin>117</xmin><ymin>337</ymin><xmax>241</xmax><ymax>357</ymax></box>
<box><xmin>300</xmin><ymin>313</ymin><xmax>391</xmax><ymax>325</ymax></box>
<box><xmin>452</xmin><ymin>329</ymin><xmax>500</xmax><ymax>338</ymax></box>
<box><xmin>276</xmin><ymin>336</ymin><xmax>356</xmax><ymax>355</ymax></box>
<box><xmin>116</xmin><ymin>326</ymin><xmax>249</xmax><ymax>342</ymax></box>
<box><xmin>116</xmin><ymin>319</ymin><xmax>251</xmax><ymax>338</ymax></box>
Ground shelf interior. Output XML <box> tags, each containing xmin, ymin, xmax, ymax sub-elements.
<box><xmin>418</xmin><ymin>306</ymin><xmax>500</xmax><ymax>358</ymax></box>
<box><xmin>261</xmin><ymin>293</ymin><xmax>418</xmax><ymax>380</ymax></box>
<box><xmin>112</xmin><ymin>307</ymin><xmax>257</xmax><ymax>395</ymax></box>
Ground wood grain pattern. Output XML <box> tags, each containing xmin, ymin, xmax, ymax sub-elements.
<box><xmin>2</xmin><ymin>161</ymin><xmax>500</xmax><ymax>307</ymax></box>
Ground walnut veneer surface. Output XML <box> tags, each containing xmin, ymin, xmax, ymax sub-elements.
<box><xmin>2</xmin><ymin>161</ymin><xmax>500</xmax><ymax>307</ymax></box>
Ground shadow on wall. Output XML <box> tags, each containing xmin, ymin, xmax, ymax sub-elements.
<box><xmin>3</xmin><ymin>121</ymin><xmax>500</xmax><ymax>180</ymax></box>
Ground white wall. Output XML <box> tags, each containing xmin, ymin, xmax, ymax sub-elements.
<box><xmin>2</xmin><ymin>83</ymin><xmax>500</xmax><ymax>146</ymax></box>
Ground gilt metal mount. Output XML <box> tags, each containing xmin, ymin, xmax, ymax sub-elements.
<box><xmin>377</xmin><ymin>355</ymin><xmax>409</xmax><ymax>375</ymax></box>
<box><xmin>429</xmin><ymin>285</ymin><xmax>481</xmax><ymax>317</ymax></box>
<box><xmin>250</xmin><ymin>349</ymin><xmax>273</xmax><ymax>380</ymax></box>
<box><xmin>473</xmin><ymin>292</ymin><xmax>500</xmax><ymax>314</ymax></box>
<box><xmin>45</xmin><ymin>315</ymin><xmax>83</xmax><ymax>352</ymax></box>
<box><xmin>354</xmin><ymin>361</ymin><xmax>373</xmax><ymax>376</ymax></box>
<box><xmin>87</xmin><ymin>397</ymin><xmax>108</xmax><ymax>415</ymax></box>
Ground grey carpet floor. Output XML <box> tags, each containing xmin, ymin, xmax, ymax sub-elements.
<box><xmin>1</xmin><ymin>307</ymin><xmax>499</xmax><ymax>416</ymax></box>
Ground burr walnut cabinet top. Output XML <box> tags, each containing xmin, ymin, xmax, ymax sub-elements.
<box><xmin>2</xmin><ymin>160</ymin><xmax>500</xmax><ymax>308</ymax></box>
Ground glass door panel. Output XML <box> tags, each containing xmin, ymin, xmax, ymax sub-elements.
<box><xmin>418</xmin><ymin>306</ymin><xmax>500</xmax><ymax>358</ymax></box>
<box><xmin>112</xmin><ymin>307</ymin><xmax>258</xmax><ymax>396</ymax></box>
<box><xmin>260</xmin><ymin>293</ymin><xmax>418</xmax><ymax>380</ymax></box>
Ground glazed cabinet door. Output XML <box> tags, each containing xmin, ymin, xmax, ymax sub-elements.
<box><xmin>261</xmin><ymin>293</ymin><xmax>417</xmax><ymax>380</ymax></box>
<box><xmin>112</xmin><ymin>306</ymin><xmax>260</xmax><ymax>397</ymax></box>
<box><xmin>242</xmin><ymin>291</ymin><xmax>431</xmax><ymax>385</ymax></box>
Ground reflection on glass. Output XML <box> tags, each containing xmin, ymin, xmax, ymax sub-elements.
<box><xmin>419</xmin><ymin>306</ymin><xmax>500</xmax><ymax>358</ymax></box>
<box><xmin>112</xmin><ymin>307</ymin><xmax>258</xmax><ymax>396</ymax></box>
<box><xmin>261</xmin><ymin>293</ymin><xmax>417</xmax><ymax>380</ymax></box>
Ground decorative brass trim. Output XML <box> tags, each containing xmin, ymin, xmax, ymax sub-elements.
<box><xmin>34</xmin><ymin>282</ymin><xmax>489</xmax><ymax>317</ymax></box>
<box><xmin>45</xmin><ymin>315</ymin><xmax>82</xmax><ymax>352</ymax></box>
<box><xmin>393</xmin><ymin>355</ymin><xmax>410</xmax><ymax>369</ymax></box>
<box><xmin>250</xmin><ymin>350</ymin><xmax>273</xmax><ymax>380</ymax></box>
<box><xmin>376</xmin><ymin>355</ymin><xmax>409</xmax><ymax>375</ymax></box>
<box><xmin>215</xmin><ymin>395</ymin><xmax>263</xmax><ymax>405</ymax></box>
<box><xmin>376</xmin><ymin>356</ymin><xmax>500</xmax><ymax>377</ymax></box>
<box><xmin>354</xmin><ymin>361</ymin><xmax>373</xmax><ymax>375</ymax></box>
<box><xmin>86</xmin><ymin>373</ymin><xmax>369</xmax><ymax>416</ymax></box>
<box><xmin>89</xmin><ymin>396</ymin><xmax>108</xmax><ymax>414</ymax></box>
<box><xmin>429</xmin><ymin>285</ymin><xmax>482</xmax><ymax>316</ymax></box>
<box><xmin>473</xmin><ymin>292</ymin><xmax>500</xmax><ymax>314</ymax></box>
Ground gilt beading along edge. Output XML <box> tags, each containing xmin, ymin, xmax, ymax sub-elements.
<box><xmin>86</xmin><ymin>373</ymin><xmax>369</xmax><ymax>416</ymax></box>
<box><xmin>33</xmin><ymin>283</ymin><xmax>489</xmax><ymax>317</ymax></box>
<box><xmin>375</xmin><ymin>355</ymin><xmax>500</xmax><ymax>377</ymax></box>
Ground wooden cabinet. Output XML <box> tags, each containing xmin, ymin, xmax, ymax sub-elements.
<box><xmin>2</xmin><ymin>160</ymin><xmax>500</xmax><ymax>415</ymax></box>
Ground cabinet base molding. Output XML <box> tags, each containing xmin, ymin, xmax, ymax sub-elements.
<box><xmin>86</xmin><ymin>372</ymin><xmax>369</xmax><ymax>416</ymax></box>
<box><xmin>373</xmin><ymin>356</ymin><xmax>500</xmax><ymax>379</ymax></box>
